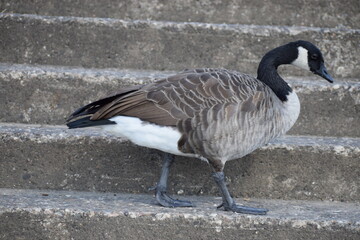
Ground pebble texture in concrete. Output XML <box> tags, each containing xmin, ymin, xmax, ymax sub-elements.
<box><xmin>1</xmin><ymin>188</ymin><xmax>359</xmax><ymax>240</ymax></box>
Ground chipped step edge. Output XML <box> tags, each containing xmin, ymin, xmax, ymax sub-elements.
<box><xmin>1</xmin><ymin>122</ymin><xmax>359</xmax><ymax>155</ymax></box>
<box><xmin>1</xmin><ymin>63</ymin><xmax>359</xmax><ymax>92</ymax></box>
<box><xmin>1</xmin><ymin>13</ymin><xmax>359</xmax><ymax>35</ymax></box>
<box><xmin>0</xmin><ymin>122</ymin><xmax>123</xmax><ymax>143</ymax></box>
<box><xmin>1</xmin><ymin>188</ymin><xmax>360</xmax><ymax>232</ymax></box>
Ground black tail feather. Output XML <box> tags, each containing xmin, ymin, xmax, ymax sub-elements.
<box><xmin>66</xmin><ymin>85</ymin><xmax>143</xmax><ymax>127</ymax></box>
<box><xmin>66</xmin><ymin>116</ymin><xmax>115</xmax><ymax>129</ymax></box>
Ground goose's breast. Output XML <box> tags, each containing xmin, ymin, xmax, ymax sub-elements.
<box><xmin>281</xmin><ymin>91</ymin><xmax>301</xmax><ymax>133</ymax></box>
<box><xmin>196</xmin><ymin>91</ymin><xmax>300</xmax><ymax>162</ymax></box>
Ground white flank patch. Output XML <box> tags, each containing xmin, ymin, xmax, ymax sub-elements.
<box><xmin>102</xmin><ymin>116</ymin><xmax>194</xmax><ymax>157</ymax></box>
<box><xmin>291</xmin><ymin>46</ymin><xmax>310</xmax><ymax>70</ymax></box>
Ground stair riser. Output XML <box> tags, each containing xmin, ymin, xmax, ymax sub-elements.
<box><xmin>1</xmin><ymin>0</ymin><xmax>359</xmax><ymax>28</ymax></box>
<box><xmin>1</xmin><ymin>129</ymin><xmax>359</xmax><ymax>202</ymax></box>
<box><xmin>1</xmin><ymin>67</ymin><xmax>359</xmax><ymax>137</ymax></box>
<box><xmin>1</xmin><ymin>211</ymin><xmax>359</xmax><ymax>240</ymax></box>
<box><xmin>291</xmin><ymin>84</ymin><xmax>360</xmax><ymax>137</ymax></box>
<box><xmin>0</xmin><ymin>14</ymin><xmax>359</xmax><ymax>78</ymax></box>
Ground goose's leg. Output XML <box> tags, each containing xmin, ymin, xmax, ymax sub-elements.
<box><xmin>154</xmin><ymin>153</ymin><xmax>194</xmax><ymax>208</ymax></box>
<box><xmin>212</xmin><ymin>172</ymin><xmax>268</xmax><ymax>215</ymax></box>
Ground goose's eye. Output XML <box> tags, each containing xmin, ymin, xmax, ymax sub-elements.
<box><xmin>310</xmin><ymin>54</ymin><xmax>318</xmax><ymax>60</ymax></box>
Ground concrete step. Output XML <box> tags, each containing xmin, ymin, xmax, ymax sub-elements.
<box><xmin>1</xmin><ymin>188</ymin><xmax>359</xmax><ymax>240</ymax></box>
<box><xmin>0</xmin><ymin>13</ymin><xmax>359</xmax><ymax>78</ymax></box>
<box><xmin>1</xmin><ymin>0</ymin><xmax>359</xmax><ymax>28</ymax></box>
<box><xmin>1</xmin><ymin>63</ymin><xmax>359</xmax><ymax>137</ymax></box>
<box><xmin>1</xmin><ymin>123</ymin><xmax>359</xmax><ymax>202</ymax></box>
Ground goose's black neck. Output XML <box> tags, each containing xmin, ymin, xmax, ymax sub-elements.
<box><xmin>257</xmin><ymin>43</ymin><xmax>297</xmax><ymax>102</ymax></box>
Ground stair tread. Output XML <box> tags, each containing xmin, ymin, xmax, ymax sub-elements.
<box><xmin>1</xmin><ymin>62</ymin><xmax>360</xmax><ymax>84</ymax></box>
<box><xmin>3</xmin><ymin>12</ymin><xmax>359</xmax><ymax>32</ymax></box>
<box><xmin>1</xmin><ymin>188</ymin><xmax>359</xmax><ymax>229</ymax></box>
<box><xmin>1</xmin><ymin>122</ymin><xmax>359</xmax><ymax>148</ymax></box>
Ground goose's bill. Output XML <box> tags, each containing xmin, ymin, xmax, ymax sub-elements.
<box><xmin>313</xmin><ymin>63</ymin><xmax>334</xmax><ymax>83</ymax></box>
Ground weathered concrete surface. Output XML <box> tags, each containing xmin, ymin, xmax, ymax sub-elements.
<box><xmin>0</xmin><ymin>123</ymin><xmax>359</xmax><ymax>202</ymax></box>
<box><xmin>1</xmin><ymin>64</ymin><xmax>359</xmax><ymax>137</ymax></box>
<box><xmin>1</xmin><ymin>0</ymin><xmax>359</xmax><ymax>28</ymax></box>
<box><xmin>1</xmin><ymin>188</ymin><xmax>359</xmax><ymax>240</ymax></box>
<box><xmin>0</xmin><ymin>14</ymin><xmax>359</xmax><ymax>78</ymax></box>
<box><xmin>0</xmin><ymin>64</ymin><xmax>169</xmax><ymax>125</ymax></box>
<box><xmin>288</xmin><ymin>77</ymin><xmax>360</xmax><ymax>137</ymax></box>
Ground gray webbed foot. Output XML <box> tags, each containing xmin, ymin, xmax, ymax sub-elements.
<box><xmin>213</xmin><ymin>171</ymin><xmax>268</xmax><ymax>215</ymax></box>
<box><xmin>218</xmin><ymin>202</ymin><xmax>268</xmax><ymax>215</ymax></box>
<box><xmin>154</xmin><ymin>153</ymin><xmax>194</xmax><ymax>208</ymax></box>
<box><xmin>155</xmin><ymin>187</ymin><xmax>194</xmax><ymax>208</ymax></box>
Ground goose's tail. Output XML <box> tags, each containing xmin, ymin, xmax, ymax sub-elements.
<box><xmin>66</xmin><ymin>116</ymin><xmax>115</xmax><ymax>129</ymax></box>
<box><xmin>66</xmin><ymin>85</ymin><xmax>143</xmax><ymax>129</ymax></box>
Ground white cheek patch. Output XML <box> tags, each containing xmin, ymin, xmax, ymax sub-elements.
<box><xmin>291</xmin><ymin>46</ymin><xmax>310</xmax><ymax>70</ymax></box>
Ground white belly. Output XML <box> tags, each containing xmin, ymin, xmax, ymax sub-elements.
<box><xmin>102</xmin><ymin>116</ymin><xmax>194</xmax><ymax>157</ymax></box>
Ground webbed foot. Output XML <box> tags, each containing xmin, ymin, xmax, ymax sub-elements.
<box><xmin>153</xmin><ymin>153</ymin><xmax>194</xmax><ymax>208</ymax></box>
<box><xmin>156</xmin><ymin>188</ymin><xmax>194</xmax><ymax>208</ymax></box>
<box><xmin>213</xmin><ymin>171</ymin><xmax>268</xmax><ymax>215</ymax></box>
<box><xmin>218</xmin><ymin>202</ymin><xmax>268</xmax><ymax>215</ymax></box>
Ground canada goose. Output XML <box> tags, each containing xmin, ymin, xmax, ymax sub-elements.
<box><xmin>66</xmin><ymin>40</ymin><xmax>333</xmax><ymax>215</ymax></box>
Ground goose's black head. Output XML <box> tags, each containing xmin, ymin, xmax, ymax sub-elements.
<box><xmin>258</xmin><ymin>40</ymin><xmax>334</xmax><ymax>83</ymax></box>
<box><xmin>290</xmin><ymin>40</ymin><xmax>334</xmax><ymax>83</ymax></box>
<box><xmin>257</xmin><ymin>40</ymin><xmax>333</xmax><ymax>102</ymax></box>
